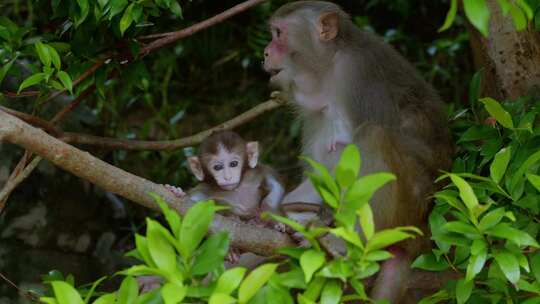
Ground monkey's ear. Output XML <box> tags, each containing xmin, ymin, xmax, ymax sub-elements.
<box><xmin>188</xmin><ymin>156</ymin><xmax>205</xmax><ymax>181</ymax></box>
<box><xmin>318</xmin><ymin>12</ymin><xmax>339</xmax><ymax>41</ymax></box>
<box><xmin>246</xmin><ymin>141</ymin><xmax>259</xmax><ymax>168</ymax></box>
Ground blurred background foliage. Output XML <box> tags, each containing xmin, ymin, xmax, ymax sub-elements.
<box><xmin>0</xmin><ymin>0</ymin><xmax>476</xmax><ymax>300</ymax></box>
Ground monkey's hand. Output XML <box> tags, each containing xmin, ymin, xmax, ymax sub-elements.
<box><xmin>225</xmin><ymin>248</ymin><xmax>242</xmax><ymax>265</ymax></box>
<box><xmin>163</xmin><ymin>184</ymin><xmax>186</xmax><ymax>198</ymax></box>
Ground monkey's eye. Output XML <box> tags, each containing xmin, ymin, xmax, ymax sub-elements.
<box><xmin>213</xmin><ymin>164</ymin><xmax>224</xmax><ymax>171</ymax></box>
<box><xmin>230</xmin><ymin>161</ymin><xmax>239</xmax><ymax>168</ymax></box>
<box><xmin>275</xmin><ymin>28</ymin><xmax>282</xmax><ymax>38</ymax></box>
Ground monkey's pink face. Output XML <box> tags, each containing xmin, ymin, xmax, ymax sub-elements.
<box><xmin>264</xmin><ymin>20</ymin><xmax>290</xmax><ymax>84</ymax></box>
<box><xmin>207</xmin><ymin>146</ymin><xmax>244</xmax><ymax>190</ymax></box>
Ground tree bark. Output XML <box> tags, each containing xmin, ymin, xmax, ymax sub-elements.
<box><xmin>469</xmin><ymin>0</ymin><xmax>540</xmax><ymax>100</ymax></box>
<box><xmin>0</xmin><ymin>109</ymin><xmax>294</xmax><ymax>256</ymax></box>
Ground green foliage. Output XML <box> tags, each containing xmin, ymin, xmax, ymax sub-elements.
<box><xmin>415</xmin><ymin>82</ymin><xmax>540</xmax><ymax>303</ymax></box>
<box><xmin>440</xmin><ymin>0</ymin><xmax>536</xmax><ymax>36</ymax></box>
<box><xmin>40</xmin><ymin>146</ymin><xmax>420</xmax><ymax>303</ymax></box>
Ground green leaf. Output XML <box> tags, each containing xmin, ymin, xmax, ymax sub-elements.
<box><xmin>330</xmin><ymin>227</ymin><xmax>363</xmax><ymax>248</ymax></box>
<box><xmin>57</xmin><ymin>71</ymin><xmax>73</xmax><ymax>95</ymax></box>
<box><xmin>335</xmin><ymin>144</ymin><xmax>361</xmax><ymax>189</ymax></box>
<box><xmin>192</xmin><ymin>232</ymin><xmax>229</xmax><ymax>275</ymax></box>
<box><xmin>531</xmin><ymin>252</ymin><xmax>540</xmax><ymax>283</ymax></box>
<box><xmin>84</xmin><ymin>276</ymin><xmax>107</xmax><ymax>303</ymax></box>
<box><xmin>497</xmin><ymin>0</ymin><xmax>512</xmax><ymax>15</ymax></box>
<box><xmin>147</xmin><ymin>219</ymin><xmax>177</xmax><ymax>273</ymax></box>
<box><xmin>444</xmin><ymin>221</ymin><xmax>479</xmax><ymax>237</ymax></box>
<box><xmin>92</xmin><ymin>293</ymin><xmax>116</xmax><ymax>304</ymax></box>
<box><xmin>412</xmin><ymin>253</ymin><xmax>450</xmax><ymax>271</ymax></box>
<box><xmin>490</xmin><ymin>147</ymin><xmax>511</xmax><ymax>184</ymax></box>
<box><xmin>169</xmin><ymin>1</ymin><xmax>183</xmax><ymax>18</ymax></box>
<box><xmin>469</xmin><ymin>69</ymin><xmax>482</xmax><ymax>107</ymax></box>
<box><xmin>449</xmin><ymin>174</ymin><xmax>479</xmax><ymax>212</ymax></box>
<box><xmin>150</xmin><ymin>193</ymin><xmax>181</xmax><ymax>238</ymax></box>
<box><xmin>302</xmin><ymin>156</ymin><xmax>340</xmax><ymax>199</ymax></box>
<box><xmin>366</xmin><ymin>228</ymin><xmax>419</xmax><ymax>251</ymax></box>
<box><xmin>456</xmin><ymin>278</ymin><xmax>473</xmax><ymax>304</ymax></box>
<box><xmin>120</xmin><ymin>3</ymin><xmax>134</xmax><ymax>36</ymax></box>
<box><xmin>75</xmin><ymin>0</ymin><xmax>90</xmax><ymax>26</ymax></box>
<box><xmin>46</xmin><ymin>44</ymin><xmax>61</xmax><ymax>70</ymax></box>
<box><xmin>134</xmin><ymin>234</ymin><xmax>156</xmax><ymax>267</ymax></box>
<box><xmin>109</xmin><ymin>0</ymin><xmax>128</xmax><ymax>19</ymax></box>
<box><xmin>0</xmin><ymin>56</ymin><xmax>17</xmax><ymax>85</ymax></box>
<box><xmin>365</xmin><ymin>250</ymin><xmax>393</xmax><ymax>262</ymax></box>
<box><xmin>510</xmin><ymin>4</ymin><xmax>528</xmax><ymax>30</ymax></box>
<box><xmin>463</xmin><ymin>0</ymin><xmax>491</xmax><ymax>37</ymax></box>
<box><xmin>117</xmin><ymin>276</ymin><xmax>138</xmax><ymax>304</ymax></box>
<box><xmin>238</xmin><ymin>263</ymin><xmax>277</xmax><ymax>304</ymax></box>
<box><xmin>480</xmin><ymin>97</ymin><xmax>514</xmax><ymax>129</ymax></box>
<box><xmin>478</xmin><ymin>207</ymin><xmax>505</xmax><ymax>231</ymax></box>
<box><xmin>209</xmin><ymin>293</ymin><xmax>236</xmax><ymax>304</ymax></box>
<box><xmin>357</xmin><ymin>203</ymin><xmax>374</xmax><ymax>240</ymax></box>
<box><xmin>494</xmin><ymin>250</ymin><xmax>520</xmax><ymax>284</ymax></box>
<box><xmin>300</xmin><ymin>250</ymin><xmax>326</xmax><ymax>283</ymax></box>
<box><xmin>526</xmin><ymin>173</ymin><xmax>540</xmax><ymax>192</ymax></box>
<box><xmin>18</xmin><ymin>73</ymin><xmax>46</xmax><ymax>93</ymax></box>
<box><xmin>51</xmin><ymin>281</ymin><xmax>84</xmax><ymax>304</ymax></box>
<box><xmin>466</xmin><ymin>250</ymin><xmax>487</xmax><ymax>281</ymax></box>
<box><xmin>35</xmin><ymin>41</ymin><xmax>51</xmax><ymax>67</ymax></box>
<box><xmin>439</xmin><ymin>0</ymin><xmax>458</xmax><ymax>32</ymax></box>
<box><xmin>161</xmin><ymin>282</ymin><xmax>186</xmax><ymax>304</ymax></box>
<box><xmin>179</xmin><ymin>200</ymin><xmax>215</xmax><ymax>259</ymax></box>
<box><xmin>320</xmin><ymin>280</ymin><xmax>342</xmax><ymax>304</ymax></box>
<box><xmin>486</xmin><ymin>223</ymin><xmax>539</xmax><ymax>247</ymax></box>
<box><xmin>215</xmin><ymin>267</ymin><xmax>246</xmax><ymax>295</ymax></box>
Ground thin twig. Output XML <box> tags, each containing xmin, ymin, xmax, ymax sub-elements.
<box><xmin>61</xmin><ymin>96</ymin><xmax>285</xmax><ymax>150</ymax></box>
<box><xmin>139</xmin><ymin>0</ymin><xmax>267</xmax><ymax>55</ymax></box>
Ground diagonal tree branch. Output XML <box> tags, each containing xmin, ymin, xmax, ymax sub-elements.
<box><xmin>0</xmin><ymin>109</ymin><xmax>294</xmax><ymax>255</ymax></box>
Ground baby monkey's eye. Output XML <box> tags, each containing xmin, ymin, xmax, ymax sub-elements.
<box><xmin>213</xmin><ymin>164</ymin><xmax>224</xmax><ymax>171</ymax></box>
<box><xmin>230</xmin><ymin>161</ymin><xmax>239</xmax><ymax>168</ymax></box>
<box><xmin>275</xmin><ymin>28</ymin><xmax>281</xmax><ymax>37</ymax></box>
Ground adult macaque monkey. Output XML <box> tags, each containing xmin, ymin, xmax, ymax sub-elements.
<box><xmin>263</xmin><ymin>1</ymin><xmax>453</xmax><ymax>302</ymax></box>
<box><xmin>166</xmin><ymin>131</ymin><xmax>285</xmax><ymax>222</ymax></box>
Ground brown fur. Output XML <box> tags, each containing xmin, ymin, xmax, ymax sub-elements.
<box><xmin>265</xmin><ymin>1</ymin><xmax>453</xmax><ymax>301</ymax></box>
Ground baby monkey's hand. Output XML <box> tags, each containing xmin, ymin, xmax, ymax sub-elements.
<box><xmin>163</xmin><ymin>184</ymin><xmax>186</xmax><ymax>198</ymax></box>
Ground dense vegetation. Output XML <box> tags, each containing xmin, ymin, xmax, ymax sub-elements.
<box><xmin>1</xmin><ymin>0</ymin><xmax>540</xmax><ymax>303</ymax></box>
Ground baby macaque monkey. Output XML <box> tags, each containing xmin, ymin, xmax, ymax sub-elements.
<box><xmin>165</xmin><ymin>130</ymin><xmax>285</xmax><ymax>227</ymax></box>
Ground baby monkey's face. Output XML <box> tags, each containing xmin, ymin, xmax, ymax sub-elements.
<box><xmin>207</xmin><ymin>146</ymin><xmax>244</xmax><ymax>191</ymax></box>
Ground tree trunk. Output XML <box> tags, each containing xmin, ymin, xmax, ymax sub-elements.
<box><xmin>469</xmin><ymin>0</ymin><xmax>540</xmax><ymax>100</ymax></box>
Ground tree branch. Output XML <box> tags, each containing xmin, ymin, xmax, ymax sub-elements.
<box><xmin>61</xmin><ymin>96</ymin><xmax>285</xmax><ymax>150</ymax></box>
<box><xmin>0</xmin><ymin>109</ymin><xmax>294</xmax><ymax>255</ymax></box>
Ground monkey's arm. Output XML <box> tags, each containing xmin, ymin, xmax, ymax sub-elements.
<box><xmin>260</xmin><ymin>166</ymin><xmax>285</xmax><ymax>211</ymax></box>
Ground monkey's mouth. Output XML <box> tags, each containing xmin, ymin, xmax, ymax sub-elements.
<box><xmin>268</xmin><ymin>69</ymin><xmax>282</xmax><ymax>77</ymax></box>
<box><xmin>220</xmin><ymin>183</ymin><xmax>239</xmax><ymax>190</ymax></box>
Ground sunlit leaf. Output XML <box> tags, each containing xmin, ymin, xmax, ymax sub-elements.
<box><xmin>238</xmin><ymin>263</ymin><xmax>277</xmax><ymax>303</ymax></box>
<box><xmin>117</xmin><ymin>276</ymin><xmax>138</xmax><ymax>304</ymax></box>
<box><xmin>456</xmin><ymin>278</ymin><xmax>473</xmax><ymax>304</ymax></box>
<box><xmin>57</xmin><ymin>71</ymin><xmax>73</xmax><ymax>95</ymax></box>
<box><xmin>494</xmin><ymin>250</ymin><xmax>520</xmax><ymax>284</ymax></box>
<box><xmin>320</xmin><ymin>280</ymin><xmax>342</xmax><ymax>304</ymax></box>
<box><xmin>300</xmin><ymin>250</ymin><xmax>326</xmax><ymax>283</ymax></box>
<box><xmin>439</xmin><ymin>0</ymin><xmax>458</xmax><ymax>32</ymax></box>
<box><xmin>480</xmin><ymin>97</ymin><xmax>514</xmax><ymax>129</ymax></box>
<box><xmin>50</xmin><ymin>281</ymin><xmax>84</xmax><ymax>304</ymax></box>
<box><xmin>214</xmin><ymin>267</ymin><xmax>246</xmax><ymax>295</ymax></box>
<box><xmin>490</xmin><ymin>147</ymin><xmax>511</xmax><ymax>184</ymax></box>
<box><xmin>463</xmin><ymin>0</ymin><xmax>491</xmax><ymax>37</ymax></box>
<box><xmin>18</xmin><ymin>73</ymin><xmax>46</xmax><ymax>93</ymax></box>
<box><xmin>335</xmin><ymin>144</ymin><xmax>361</xmax><ymax>189</ymax></box>
<box><xmin>161</xmin><ymin>282</ymin><xmax>186</xmax><ymax>304</ymax></box>
<box><xmin>120</xmin><ymin>3</ymin><xmax>134</xmax><ymax>35</ymax></box>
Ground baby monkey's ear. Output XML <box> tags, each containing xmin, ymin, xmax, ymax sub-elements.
<box><xmin>188</xmin><ymin>156</ymin><xmax>205</xmax><ymax>181</ymax></box>
<box><xmin>246</xmin><ymin>142</ymin><xmax>259</xmax><ymax>168</ymax></box>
